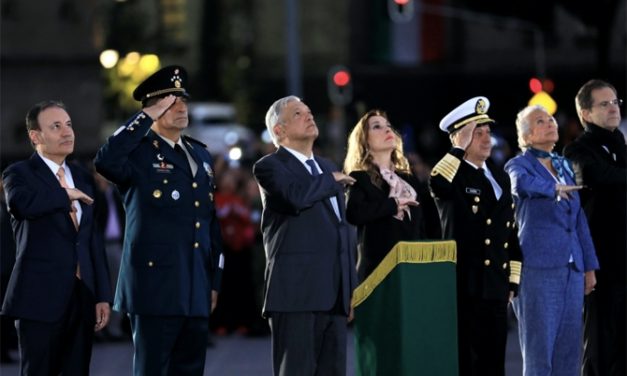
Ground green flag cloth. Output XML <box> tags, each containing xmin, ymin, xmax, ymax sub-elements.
<box><xmin>352</xmin><ymin>240</ymin><xmax>458</xmax><ymax>376</ymax></box>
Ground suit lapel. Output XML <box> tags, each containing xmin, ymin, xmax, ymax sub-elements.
<box><xmin>524</xmin><ymin>150</ymin><xmax>555</xmax><ymax>182</ymax></box>
<box><xmin>277</xmin><ymin>147</ymin><xmax>312</xmax><ymax>179</ymax></box>
<box><xmin>29</xmin><ymin>153</ymin><xmax>62</xmax><ymax>189</ymax></box>
<box><xmin>30</xmin><ymin>154</ymin><xmax>81</xmax><ymax>233</ymax></box>
<box><xmin>276</xmin><ymin>148</ymin><xmax>342</xmax><ymax>222</ymax></box>
<box><xmin>183</xmin><ymin>138</ymin><xmax>204</xmax><ymax>177</ymax></box>
<box><xmin>315</xmin><ymin>157</ymin><xmax>343</xmax><ymax>223</ymax></box>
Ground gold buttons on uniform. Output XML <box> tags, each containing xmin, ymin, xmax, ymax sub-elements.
<box><xmin>506</xmin><ymin>221</ymin><xmax>511</xmax><ymax>228</ymax></box>
<box><xmin>486</xmin><ymin>218</ymin><xmax>492</xmax><ymax>225</ymax></box>
<box><xmin>192</xmin><ymin>182</ymin><xmax>198</xmax><ymax>188</ymax></box>
<box><xmin>194</xmin><ymin>242</ymin><xmax>199</xmax><ymax>248</ymax></box>
<box><xmin>484</xmin><ymin>238</ymin><xmax>491</xmax><ymax>245</ymax></box>
<box><xmin>511</xmin><ymin>203</ymin><xmax>515</xmax><ymax>209</ymax></box>
<box><xmin>195</xmin><ymin>221</ymin><xmax>201</xmax><ymax>229</ymax></box>
<box><xmin>148</xmin><ymin>261</ymin><xmax>154</xmax><ymax>267</ymax></box>
<box><xmin>163</xmin><ymin>179</ymin><xmax>168</xmax><ymax>184</ymax></box>
<box><xmin>504</xmin><ymin>242</ymin><xmax>509</xmax><ymax>249</ymax></box>
<box><xmin>484</xmin><ymin>259</ymin><xmax>491</xmax><ymax>266</ymax></box>
<box><xmin>153</xmin><ymin>189</ymin><xmax>162</xmax><ymax>198</ymax></box>
<box><xmin>194</xmin><ymin>201</ymin><xmax>200</xmax><ymax>207</ymax></box>
<box><xmin>474</xmin><ymin>197</ymin><xmax>480</xmax><ymax>203</ymax></box>
<box><xmin>502</xmin><ymin>262</ymin><xmax>508</xmax><ymax>269</ymax></box>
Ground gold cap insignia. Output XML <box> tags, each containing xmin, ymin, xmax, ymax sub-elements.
<box><xmin>475</xmin><ymin>98</ymin><xmax>487</xmax><ymax>114</ymax></box>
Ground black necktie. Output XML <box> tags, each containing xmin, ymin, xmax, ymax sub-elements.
<box><xmin>175</xmin><ymin>144</ymin><xmax>191</xmax><ymax>175</ymax></box>
<box><xmin>306</xmin><ymin>159</ymin><xmax>320</xmax><ymax>176</ymax></box>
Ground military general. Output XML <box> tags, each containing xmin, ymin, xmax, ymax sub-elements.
<box><xmin>429</xmin><ymin>97</ymin><xmax>522</xmax><ymax>376</ymax></box>
<box><xmin>94</xmin><ymin>65</ymin><xmax>224</xmax><ymax>376</ymax></box>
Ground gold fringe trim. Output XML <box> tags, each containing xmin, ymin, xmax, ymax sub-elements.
<box><xmin>352</xmin><ymin>240</ymin><xmax>457</xmax><ymax>307</ymax></box>
<box><xmin>430</xmin><ymin>153</ymin><xmax>461</xmax><ymax>183</ymax></box>
<box><xmin>509</xmin><ymin>260</ymin><xmax>522</xmax><ymax>285</ymax></box>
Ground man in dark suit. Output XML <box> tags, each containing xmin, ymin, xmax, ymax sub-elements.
<box><xmin>253</xmin><ymin>95</ymin><xmax>357</xmax><ymax>376</ymax></box>
<box><xmin>94</xmin><ymin>65</ymin><xmax>224</xmax><ymax>376</ymax></box>
<box><xmin>564</xmin><ymin>79</ymin><xmax>626</xmax><ymax>376</ymax></box>
<box><xmin>429</xmin><ymin>97</ymin><xmax>522</xmax><ymax>376</ymax></box>
<box><xmin>2</xmin><ymin>100</ymin><xmax>112</xmax><ymax>375</ymax></box>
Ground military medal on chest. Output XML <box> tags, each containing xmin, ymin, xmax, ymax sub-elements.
<box><xmin>151</xmin><ymin>140</ymin><xmax>174</xmax><ymax>172</ymax></box>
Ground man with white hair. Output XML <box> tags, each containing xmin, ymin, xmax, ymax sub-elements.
<box><xmin>253</xmin><ymin>95</ymin><xmax>357</xmax><ymax>376</ymax></box>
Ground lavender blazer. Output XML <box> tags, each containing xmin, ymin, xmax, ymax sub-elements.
<box><xmin>505</xmin><ymin>151</ymin><xmax>599</xmax><ymax>272</ymax></box>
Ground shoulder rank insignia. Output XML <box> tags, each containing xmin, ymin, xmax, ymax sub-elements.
<box><xmin>431</xmin><ymin>153</ymin><xmax>461</xmax><ymax>183</ymax></box>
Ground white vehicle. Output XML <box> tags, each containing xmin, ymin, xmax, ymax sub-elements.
<box><xmin>185</xmin><ymin>102</ymin><xmax>254</xmax><ymax>159</ymax></box>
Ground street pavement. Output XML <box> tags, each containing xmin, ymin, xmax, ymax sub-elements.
<box><xmin>1</xmin><ymin>325</ymin><xmax>522</xmax><ymax>375</ymax></box>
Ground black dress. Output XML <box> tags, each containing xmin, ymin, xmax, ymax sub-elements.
<box><xmin>346</xmin><ymin>170</ymin><xmax>426</xmax><ymax>282</ymax></box>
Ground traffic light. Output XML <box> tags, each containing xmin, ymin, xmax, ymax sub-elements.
<box><xmin>388</xmin><ymin>0</ymin><xmax>414</xmax><ymax>23</ymax></box>
<box><xmin>528</xmin><ymin>77</ymin><xmax>557</xmax><ymax>115</ymax></box>
<box><xmin>327</xmin><ymin>65</ymin><xmax>353</xmax><ymax>106</ymax></box>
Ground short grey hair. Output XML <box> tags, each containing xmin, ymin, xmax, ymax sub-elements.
<box><xmin>265</xmin><ymin>95</ymin><xmax>301</xmax><ymax>147</ymax></box>
<box><xmin>515</xmin><ymin>105</ymin><xmax>549</xmax><ymax>151</ymax></box>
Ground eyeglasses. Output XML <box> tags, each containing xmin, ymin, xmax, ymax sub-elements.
<box><xmin>593</xmin><ymin>99</ymin><xmax>623</xmax><ymax>108</ymax></box>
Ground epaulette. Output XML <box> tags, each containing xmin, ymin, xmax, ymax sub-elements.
<box><xmin>182</xmin><ymin>134</ymin><xmax>207</xmax><ymax>148</ymax></box>
<box><xmin>430</xmin><ymin>153</ymin><xmax>461</xmax><ymax>183</ymax></box>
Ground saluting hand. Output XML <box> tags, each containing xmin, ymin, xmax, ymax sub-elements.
<box><xmin>395</xmin><ymin>197</ymin><xmax>419</xmax><ymax>211</ymax></box>
<box><xmin>332</xmin><ymin>172</ymin><xmax>356</xmax><ymax>186</ymax></box>
<box><xmin>143</xmin><ymin>94</ymin><xmax>178</xmax><ymax>121</ymax></box>
<box><xmin>555</xmin><ymin>183</ymin><xmax>584</xmax><ymax>201</ymax></box>
<box><xmin>65</xmin><ymin>188</ymin><xmax>94</xmax><ymax>205</ymax></box>
<box><xmin>451</xmin><ymin>122</ymin><xmax>476</xmax><ymax>150</ymax></box>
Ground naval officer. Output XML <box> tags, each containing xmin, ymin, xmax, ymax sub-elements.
<box><xmin>428</xmin><ymin>96</ymin><xmax>522</xmax><ymax>376</ymax></box>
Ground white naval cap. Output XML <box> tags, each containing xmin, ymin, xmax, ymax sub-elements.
<box><xmin>439</xmin><ymin>96</ymin><xmax>495</xmax><ymax>133</ymax></box>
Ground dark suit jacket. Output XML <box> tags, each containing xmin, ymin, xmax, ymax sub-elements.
<box><xmin>429</xmin><ymin>148</ymin><xmax>522</xmax><ymax>300</ymax></box>
<box><xmin>564</xmin><ymin>125</ymin><xmax>626</xmax><ymax>285</ymax></box>
<box><xmin>346</xmin><ymin>170</ymin><xmax>426</xmax><ymax>281</ymax></box>
<box><xmin>253</xmin><ymin>147</ymin><xmax>357</xmax><ymax>316</ymax></box>
<box><xmin>94</xmin><ymin>111</ymin><xmax>223</xmax><ymax>317</ymax></box>
<box><xmin>1</xmin><ymin>154</ymin><xmax>112</xmax><ymax>322</ymax></box>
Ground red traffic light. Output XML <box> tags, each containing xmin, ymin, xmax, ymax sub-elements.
<box><xmin>393</xmin><ymin>0</ymin><xmax>411</xmax><ymax>4</ymax></box>
<box><xmin>543</xmin><ymin>79</ymin><xmax>555</xmax><ymax>93</ymax></box>
<box><xmin>529</xmin><ymin>78</ymin><xmax>542</xmax><ymax>94</ymax></box>
<box><xmin>333</xmin><ymin>70</ymin><xmax>351</xmax><ymax>87</ymax></box>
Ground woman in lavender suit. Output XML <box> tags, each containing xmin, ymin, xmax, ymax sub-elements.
<box><xmin>505</xmin><ymin>105</ymin><xmax>599</xmax><ymax>376</ymax></box>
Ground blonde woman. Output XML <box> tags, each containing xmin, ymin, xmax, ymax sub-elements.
<box><xmin>344</xmin><ymin>110</ymin><xmax>426</xmax><ymax>281</ymax></box>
